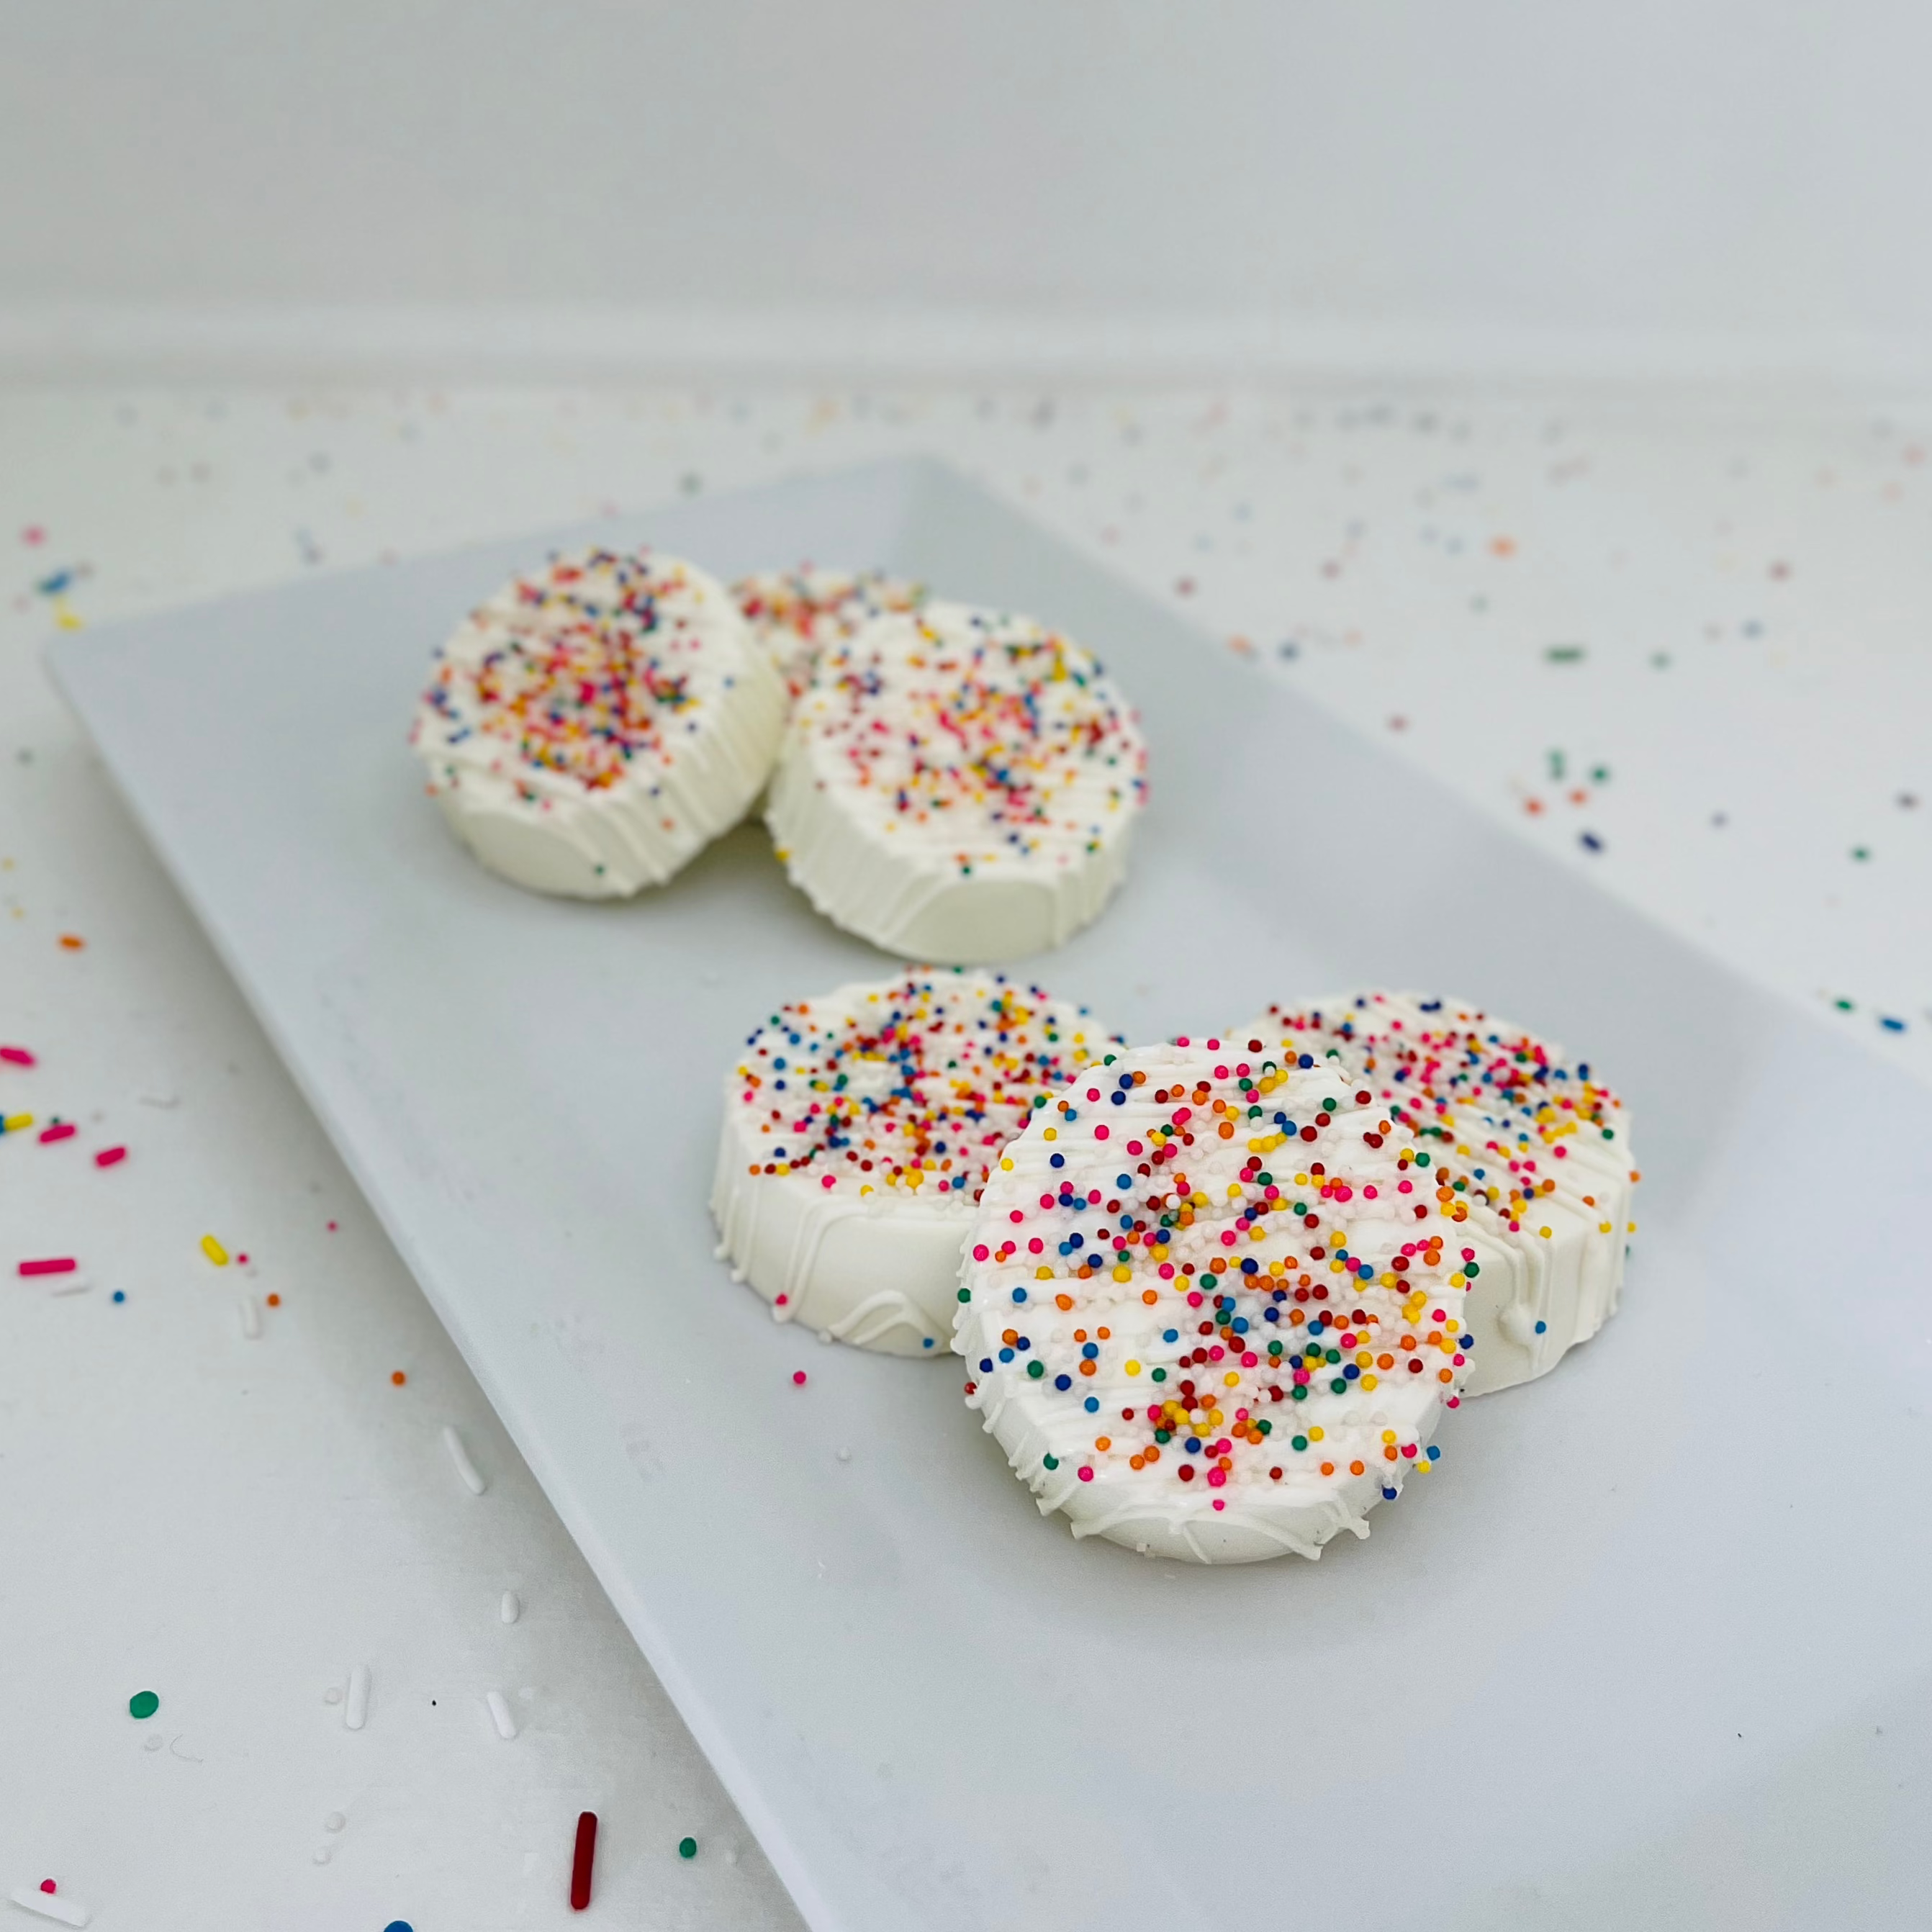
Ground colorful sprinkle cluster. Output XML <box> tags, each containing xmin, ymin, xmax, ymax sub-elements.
<box><xmin>733</xmin><ymin>566</ymin><xmax>922</xmax><ymax>700</ymax></box>
<box><xmin>957</xmin><ymin>1032</ymin><xmax>1481</xmax><ymax>1550</ymax></box>
<box><xmin>731</xmin><ymin>968</ymin><xmax>1117</xmax><ymax>1206</ymax></box>
<box><xmin>1246</xmin><ymin>991</ymin><xmax>1638</xmax><ymax>1251</ymax></box>
<box><xmin>794</xmin><ymin>603</ymin><xmax>1147</xmax><ymax>877</ymax></box>
<box><xmin>414</xmin><ymin>548</ymin><xmax>743</xmax><ymax>795</ymax></box>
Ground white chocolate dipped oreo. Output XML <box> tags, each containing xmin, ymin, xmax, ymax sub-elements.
<box><xmin>765</xmin><ymin>602</ymin><xmax>1147</xmax><ymax>963</ymax></box>
<box><xmin>733</xmin><ymin>567</ymin><xmax>922</xmax><ymax>702</ymax></box>
<box><xmin>412</xmin><ymin>546</ymin><xmax>785</xmax><ymax>897</ymax></box>
<box><xmin>956</xmin><ymin>1034</ymin><xmax>1475</xmax><ymax>1563</ymax></box>
<box><xmin>711</xmin><ymin>968</ymin><xmax>1117</xmax><ymax>1355</ymax></box>
<box><xmin>1238</xmin><ymin>993</ymin><xmax>1638</xmax><ymax>1396</ymax></box>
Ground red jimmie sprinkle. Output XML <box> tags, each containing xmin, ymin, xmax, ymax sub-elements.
<box><xmin>569</xmin><ymin>1810</ymin><xmax>598</xmax><ymax>1910</ymax></box>
<box><xmin>0</xmin><ymin>1046</ymin><xmax>34</xmax><ymax>1067</ymax></box>
<box><xmin>38</xmin><ymin>1123</ymin><xmax>76</xmax><ymax>1145</ymax></box>
<box><xmin>19</xmin><ymin>1258</ymin><xmax>78</xmax><ymax>1277</ymax></box>
<box><xmin>95</xmin><ymin>1147</ymin><xmax>127</xmax><ymax>1168</ymax></box>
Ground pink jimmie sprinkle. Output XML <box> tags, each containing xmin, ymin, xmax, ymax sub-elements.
<box><xmin>38</xmin><ymin>1881</ymin><xmax>55</xmax><ymax>1895</ymax></box>
<box><xmin>39</xmin><ymin>1123</ymin><xmax>76</xmax><ymax>1145</ymax></box>
<box><xmin>0</xmin><ymin>1045</ymin><xmax>34</xmax><ymax>1067</ymax></box>
<box><xmin>95</xmin><ymin>1146</ymin><xmax>127</xmax><ymax>1168</ymax></box>
<box><xmin>19</xmin><ymin>1258</ymin><xmax>77</xmax><ymax>1277</ymax></box>
<box><xmin>791</xmin><ymin>1371</ymin><xmax>807</xmax><ymax>1386</ymax></box>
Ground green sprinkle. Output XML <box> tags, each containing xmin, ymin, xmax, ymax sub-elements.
<box><xmin>1026</xmin><ymin>1360</ymin><xmax>1044</xmax><ymax>1378</ymax></box>
<box><xmin>679</xmin><ymin>1836</ymin><xmax>698</xmax><ymax>1860</ymax></box>
<box><xmin>1544</xmin><ymin>644</ymin><xmax>1586</xmax><ymax>663</ymax></box>
<box><xmin>957</xmin><ymin>1288</ymin><xmax>971</xmax><ymax>1302</ymax></box>
<box><xmin>129</xmin><ymin>1690</ymin><xmax>159</xmax><ymax>1720</ymax></box>
<box><xmin>1150</xmin><ymin>1367</ymin><xmax>1166</xmax><ymax>1382</ymax></box>
<box><xmin>1291</xmin><ymin>1434</ymin><xmax>1309</xmax><ymax>1451</ymax></box>
<box><xmin>1042</xmin><ymin>1454</ymin><xmax>1059</xmax><ymax>1470</ymax></box>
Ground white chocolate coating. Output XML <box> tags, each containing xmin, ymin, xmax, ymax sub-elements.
<box><xmin>1237</xmin><ymin>993</ymin><xmax>1637</xmax><ymax>1396</ymax></box>
<box><xmin>765</xmin><ymin>602</ymin><xmax>1147</xmax><ymax>963</ymax></box>
<box><xmin>711</xmin><ymin>969</ymin><xmax>1117</xmax><ymax>1355</ymax></box>
<box><xmin>957</xmin><ymin>1035</ymin><xmax>1476</xmax><ymax>1563</ymax></box>
<box><xmin>412</xmin><ymin>547</ymin><xmax>785</xmax><ymax>897</ymax></box>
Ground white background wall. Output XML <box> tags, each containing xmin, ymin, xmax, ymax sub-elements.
<box><xmin>4</xmin><ymin>0</ymin><xmax>1931</xmax><ymax>374</ymax></box>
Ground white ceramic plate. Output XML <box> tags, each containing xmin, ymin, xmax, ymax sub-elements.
<box><xmin>50</xmin><ymin>459</ymin><xmax>1932</xmax><ymax>1932</ymax></box>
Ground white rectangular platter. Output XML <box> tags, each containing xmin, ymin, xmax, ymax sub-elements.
<box><xmin>50</xmin><ymin>458</ymin><xmax>1932</xmax><ymax>1931</ymax></box>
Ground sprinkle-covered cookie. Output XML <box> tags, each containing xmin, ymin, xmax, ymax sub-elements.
<box><xmin>1237</xmin><ymin>993</ymin><xmax>1637</xmax><ymax>1394</ymax></box>
<box><xmin>733</xmin><ymin>567</ymin><xmax>923</xmax><ymax>701</ymax></box>
<box><xmin>955</xmin><ymin>1034</ymin><xmax>1476</xmax><ymax>1563</ymax></box>
<box><xmin>412</xmin><ymin>547</ymin><xmax>785</xmax><ymax>896</ymax></box>
<box><xmin>712</xmin><ymin>969</ymin><xmax>1117</xmax><ymax>1355</ymax></box>
<box><xmin>765</xmin><ymin>602</ymin><xmax>1147</xmax><ymax>962</ymax></box>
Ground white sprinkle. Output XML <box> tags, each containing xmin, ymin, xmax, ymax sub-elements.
<box><xmin>500</xmin><ymin>1591</ymin><xmax>520</xmax><ymax>1625</ymax></box>
<box><xmin>48</xmin><ymin>1274</ymin><xmax>91</xmax><ymax>1298</ymax></box>
<box><xmin>311</xmin><ymin>1849</ymin><xmax>330</xmax><ymax>1866</ymax></box>
<box><xmin>818</xmin><ymin>1329</ymin><xmax>833</xmax><ymax>1344</ymax></box>
<box><xmin>143</xmin><ymin>1733</ymin><xmax>163</xmax><ymax>1751</ymax></box>
<box><xmin>323</xmin><ymin>1813</ymin><xmax>345</xmax><ymax>1833</ymax></box>
<box><xmin>725</xmin><ymin>1846</ymin><xmax>741</xmax><ymax>1866</ymax></box>
<box><xmin>322</xmin><ymin>1687</ymin><xmax>342</xmax><ymax>1705</ymax></box>
<box><xmin>137</xmin><ymin>1091</ymin><xmax>178</xmax><ymax>1109</ymax></box>
<box><xmin>442</xmin><ymin>1425</ymin><xmax>487</xmax><ymax>1496</ymax></box>
<box><xmin>345</xmin><ymin>1664</ymin><xmax>370</xmax><ymax>1731</ymax></box>
<box><xmin>8</xmin><ymin>1888</ymin><xmax>89</xmax><ymax>1927</ymax></box>
<box><xmin>239</xmin><ymin>1297</ymin><xmax>261</xmax><ymax>1339</ymax></box>
<box><xmin>836</xmin><ymin>1447</ymin><xmax>851</xmax><ymax>1463</ymax></box>
<box><xmin>485</xmin><ymin>1689</ymin><xmax>517</xmax><ymax>1740</ymax></box>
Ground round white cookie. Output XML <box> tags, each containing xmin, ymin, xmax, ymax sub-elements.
<box><xmin>412</xmin><ymin>546</ymin><xmax>785</xmax><ymax>897</ymax></box>
<box><xmin>733</xmin><ymin>567</ymin><xmax>923</xmax><ymax>701</ymax></box>
<box><xmin>956</xmin><ymin>1034</ymin><xmax>1475</xmax><ymax>1563</ymax></box>
<box><xmin>1237</xmin><ymin>993</ymin><xmax>1638</xmax><ymax>1396</ymax></box>
<box><xmin>711</xmin><ymin>968</ymin><xmax>1116</xmax><ymax>1355</ymax></box>
<box><xmin>765</xmin><ymin>602</ymin><xmax>1147</xmax><ymax>963</ymax></box>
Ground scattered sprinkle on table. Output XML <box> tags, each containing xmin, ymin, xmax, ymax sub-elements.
<box><xmin>0</xmin><ymin>1045</ymin><xmax>35</xmax><ymax>1067</ymax></box>
<box><xmin>570</xmin><ymin>1811</ymin><xmax>598</xmax><ymax>1910</ymax></box>
<box><xmin>678</xmin><ymin>1836</ymin><xmax>698</xmax><ymax>1860</ymax></box>
<box><xmin>390</xmin><ymin>1370</ymin><xmax>407</xmax><ymax>1386</ymax></box>
<box><xmin>18</xmin><ymin>1258</ymin><xmax>77</xmax><ymax>1278</ymax></box>
<box><xmin>57</xmin><ymin>934</ymin><xmax>84</xmax><ymax>951</ymax></box>
<box><xmin>1</xmin><ymin>1113</ymin><xmax>32</xmax><ymax>1134</ymax></box>
<box><xmin>39</xmin><ymin>1123</ymin><xmax>76</xmax><ymax>1145</ymax></box>
<box><xmin>94</xmin><ymin>1146</ymin><xmax>126</xmax><ymax>1168</ymax></box>
<box><xmin>128</xmin><ymin>1690</ymin><xmax>159</xmax><ymax>1720</ymax></box>
<box><xmin>200</xmin><ymin>1234</ymin><xmax>229</xmax><ymax>1266</ymax></box>
<box><xmin>790</xmin><ymin>1371</ymin><xmax>807</xmax><ymax>1386</ymax></box>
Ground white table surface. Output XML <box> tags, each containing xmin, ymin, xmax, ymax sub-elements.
<box><xmin>3</xmin><ymin>379</ymin><xmax>1928</xmax><ymax>1931</ymax></box>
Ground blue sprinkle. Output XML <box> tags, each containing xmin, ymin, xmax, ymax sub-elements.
<box><xmin>1579</xmin><ymin>831</ymin><xmax>1604</xmax><ymax>853</ymax></box>
<box><xmin>1054</xmin><ymin>1374</ymin><xmax>1073</xmax><ymax>1391</ymax></box>
<box><xmin>1534</xmin><ymin>1320</ymin><xmax>1548</xmax><ymax>1334</ymax></box>
<box><xmin>980</xmin><ymin>1358</ymin><xmax>993</xmax><ymax>1373</ymax></box>
<box><xmin>1163</xmin><ymin>1329</ymin><xmax>1178</xmax><ymax>1342</ymax></box>
<box><xmin>1382</xmin><ymin>1486</ymin><xmax>1399</xmax><ymax>1500</ymax></box>
<box><xmin>1049</xmin><ymin>1152</ymin><xmax>1065</xmax><ymax>1168</ymax></box>
<box><xmin>921</xmin><ymin>1337</ymin><xmax>934</xmax><ymax>1348</ymax></box>
<box><xmin>1881</xmin><ymin>1016</ymin><xmax>1907</xmax><ymax>1033</ymax></box>
<box><xmin>1083</xmin><ymin>1396</ymin><xmax>1099</xmax><ymax>1413</ymax></box>
<box><xmin>112</xmin><ymin>1290</ymin><xmax>126</xmax><ymax>1303</ymax></box>
<box><xmin>1427</xmin><ymin>1445</ymin><xmax>1441</xmax><ymax>1460</ymax></box>
<box><xmin>1115</xmin><ymin>1175</ymin><xmax>1132</xmax><ymax>1189</ymax></box>
<box><xmin>1011</xmin><ymin>1287</ymin><xmax>1028</xmax><ymax>1303</ymax></box>
<box><xmin>1297</xmin><ymin>1055</ymin><xmax>1314</xmax><ymax>1069</ymax></box>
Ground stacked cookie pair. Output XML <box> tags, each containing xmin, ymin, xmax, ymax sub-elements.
<box><xmin>408</xmin><ymin>549</ymin><xmax>1148</xmax><ymax>965</ymax></box>
<box><xmin>716</xmin><ymin>970</ymin><xmax>1637</xmax><ymax>1566</ymax></box>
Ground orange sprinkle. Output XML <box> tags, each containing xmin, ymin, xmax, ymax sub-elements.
<box><xmin>1319</xmin><ymin>1461</ymin><xmax>1335</xmax><ymax>1476</ymax></box>
<box><xmin>390</xmin><ymin>1371</ymin><xmax>407</xmax><ymax>1386</ymax></box>
<box><xmin>1055</xmin><ymin>1294</ymin><xmax>1073</xmax><ymax>1310</ymax></box>
<box><xmin>1349</xmin><ymin>1460</ymin><xmax>1366</xmax><ymax>1476</ymax></box>
<box><xmin>58</xmin><ymin>934</ymin><xmax>85</xmax><ymax>950</ymax></box>
<box><xmin>266</xmin><ymin>1293</ymin><xmax>281</xmax><ymax>1307</ymax></box>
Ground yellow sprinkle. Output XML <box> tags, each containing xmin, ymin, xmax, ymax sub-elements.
<box><xmin>1223</xmin><ymin>1371</ymin><xmax>1240</xmax><ymax>1388</ymax></box>
<box><xmin>1416</xmin><ymin>1458</ymin><xmax>1430</xmax><ymax>1472</ymax></box>
<box><xmin>201</xmin><ymin>1234</ymin><xmax>229</xmax><ymax>1266</ymax></box>
<box><xmin>1628</xmin><ymin>1221</ymin><xmax>1638</xmax><ymax>1232</ymax></box>
<box><xmin>1380</xmin><ymin>1271</ymin><xmax>1397</xmax><ymax>1287</ymax></box>
<box><xmin>1329</xmin><ymin>1260</ymin><xmax>1345</xmax><ymax>1273</ymax></box>
<box><xmin>1000</xmin><ymin>1157</ymin><xmax>1014</xmax><ymax>1170</ymax></box>
<box><xmin>1308</xmin><ymin>1427</ymin><xmax>1324</xmax><ymax>1442</ymax></box>
<box><xmin>1381</xmin><ymin>1430</ymin><xmax>1396</xmax><ymax>1443</ymax></box>
<box><xmin>1043</xmin><ymin>1128</ymin><xmax>1057</xmax><ymax>1141</ymax></box>
<box><xmin>1449</xmin><ymin>1271</ymin><xmax>1467</xmax><ymax>1286</ymax></box>
<box><xmin>1112</xmin><ymin>1265</ymin><xmax>1132</xmax><ymax>1282</ymax></box>
<box><xmin>1538</xmin><ymin>1225</ymin><xmax>1552</xmax><ymax>1238</ymax></box>
<box><xmin>859</xmin><ymin>1184</ymin><xmax>874</xmax><ymax>1196</ymax></box>
<box><xmin>1361</xmin><ymin>1374</ymin><xmax>1378</xmax><ymax>1389</ymax></box>
<box><xmin>1125</xmin><ymin>1360</ymin><xmax>1141</xmax><ymax>1376</ymax></box>
<box><xmin>3</xmin><ymin>1113</ymin><xmax>32</xmax><ymax>1132</ymax></box>
<box><xmin>1226</xmin><ymin>1183</ymin><xmax>1242</xmax><ymax>1199</ymax></box>
<box><xmin>1599</xmin><ymin>1220</ymin><xmax>1613</xmax><ymax>1233</ymax></box>
<box><xmin>1036</xmin><ymin>1265</ymin><xmax>1054</xmax><ymax>1279</ymax></box>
